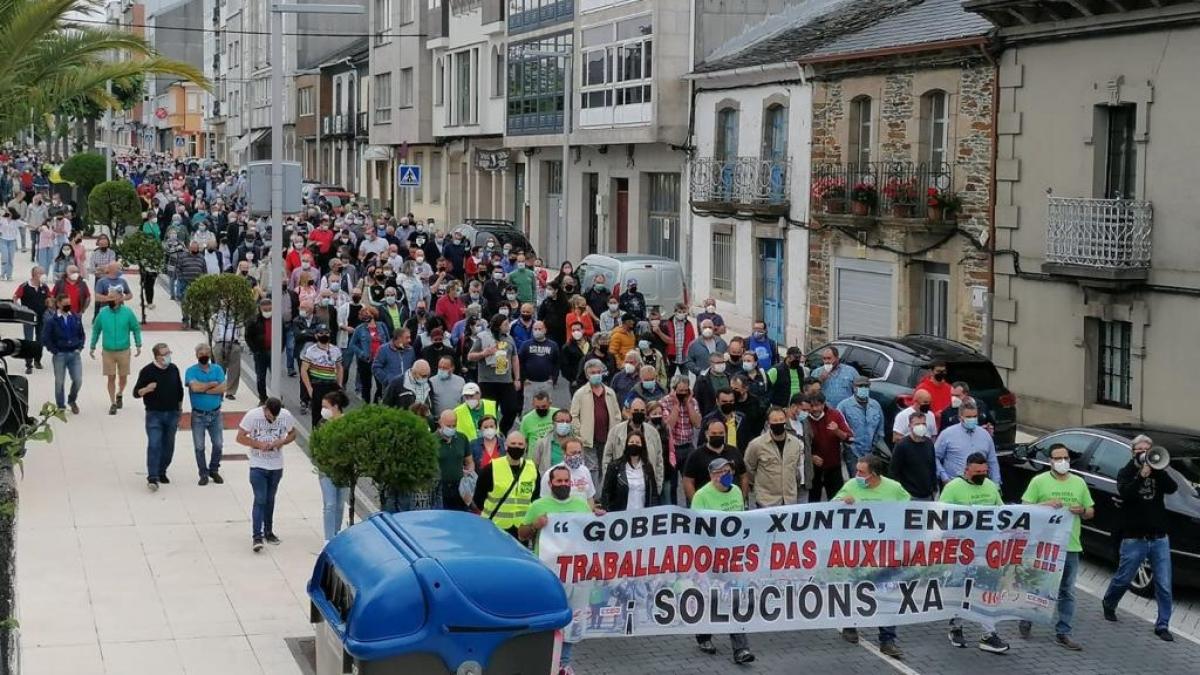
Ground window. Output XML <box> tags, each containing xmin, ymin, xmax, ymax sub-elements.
<box><xmin>506</xmin><ymin>33</ymin><xmax>572</xmax><ymax>135</ymax></box>
<box><xmin>921</xmin><ymin>90</ymin><xmax>949</xmax><ymax>167</ymax></box>
<box><xmin>545</xmin><ymin>160</ymin><xmax>563</xmax><ymax>195</ymax></box>
<box><xmin>922</xmin><ymin>262</ymin><xmax>950</xmax><ymax>338</ymax></box>
<box><xmin>451</xmin><ymin>50</ymin><xmax>475</xmax><ymax>125</ymax></box>
<box><xmin>578</xmin><ymin>16</ymin><xmax>653</xmax><ymax>125</ymax></box>
<box><xmin>509</xmin><ymin>0</ymin><xmax>574</xmax><ymax>33</ymax></box>
<box><xmin>711</xmin><ymin>230</ymin><xmax>734</xmax><ymax>292</ymax></box>
<box><xmin>1029</xmin><ymin>432</ymin><xmax>1097</xmax><ymax>466</ymax></box>
<box><xmin>413</xmin><ymin>151</ymin><xmax>424</xmax><ymax>202</ymax></box>
<box><xmin>399</xmin><ymin>67</ymin><xmax>413</xmax><ymax>108</ymax></box>
<box><xmin>493</xmin><ymin>48</ymin><xmax>505</xmax><ymax>97</ymax></box>
<box><xmin>430</xmin><ymin>152</ymin><xmax>442</xmax><ymax>203</ymax></box>
<box><xmin>848</xmin><ymin>96</ymin><xmax>873</xmax><ymax>168</ymax></box>
<box><xmin>398</xmin><ymin>0</ymin><xmax>412</xmax><ymax>24</ymax></box>
<box><xmin>761</xmin><ymin>103</ymin><xmax>788</xmax><ymax>162</ymax></box>
<box><xmin>298</xmin><ymin>87</ymin><xmax>313</xmax><ymax>116</ymax></box>
<box><xmin>374</xmin><ymin>72</ymin><xmax>392</xmax><ymax>123</ymax></box>
<box><xmin>715</xmin><ymin>107</ymin><xmax>738</xmax><ymax>161</ymax></box>
<box><xmin>646</xmin><ymin>173</ymin><xmax>680</xmax><ymax>260</ymax></box>
<box><xmin>374</xmin><ymin>0</ymin><xmax>393</xmax><ymax>43</ymax></box>
<box><xmin>1101</xmin><ymin>103</ymin><xmax>1136</xmax><ymax>199</ymax></box>
<box><xmin>187</xmin><ymin>92</ymin><xmax>202</xmax><ymax>113</ymax></box>
<box><xmin>1097</xmin><ymin>319</ymin><xmax>1132</xmax><ymax>408</ymax></box>
<box><xmin>1086</xmin><ymin>438</ymin><xmax>1131</xmax><ymax>481</ymax></box>
<box><xmin>434</xmin><ymin>58</ymin><xmax>444</xmax><ymax>105</ymax></box>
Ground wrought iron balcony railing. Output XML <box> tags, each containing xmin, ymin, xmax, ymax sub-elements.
<box><xmin>810</xmin><ymin>161</ymin><xmax>952</xmax><ymax>218</ymax></box>
<box><xmin>1044</xmin><ymin>196</ymin><xmax>1152</xmax><ymax>276</ymax></box>
<box><xmin>689</xmin><ymin>157</ymin><xmax>791</xmax><ymax>210</ymax></box>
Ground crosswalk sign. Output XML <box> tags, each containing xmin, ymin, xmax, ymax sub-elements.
<box><xmin>397</xmin><ymin>164</ymin><xmax>421</xmax><ymax>187</ymax></box>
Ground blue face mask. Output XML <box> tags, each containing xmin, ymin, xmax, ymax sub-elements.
<box><xmin>588</xmin><ymin>373</ymin><xmax>604</xmax><ymax>386</ymax></box>
<box><xmin>855</xmin><ymin>386</ymin><xmax>870</xmax><ymax>400</ymax></box>
<box><xmin>855</xmin><ymin>477</ymin><xmax>869</xmax><ymax>489</ymax></box>
<box><xmin>718</xmin><ymin>473</ymin><xmax>734</xmax><ymax>489</ymax></box>
<box><xmin>555</xmin><ymin>421</ymin><xmax>572</xmax><ymax>436</ymax></box>
<box><xmin>962</xmin><ymin>417</ymin><xmax>979</xmax><ymax>431</ymax></box>
<box><xmin>440</xmin><ymin>426</ymin><xmax>457</xmax><ymax>438</ymax></box>
<box><xmin>642</xmin><ymin>380</ymin><xmax>656</xmax><ymax>391</ymax></box>
<box><xmin>796</xmin><ymin>411</ymin><xmax>809</xmax><ymax>422</ymax></box>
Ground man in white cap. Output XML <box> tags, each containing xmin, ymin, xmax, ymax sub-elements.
<box><xmin>452</xmin><ymin>382</ymin><xmax>498</xmax><ymax>442</ymax></box>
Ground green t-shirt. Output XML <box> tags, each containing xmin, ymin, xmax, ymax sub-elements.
<box><xmin>524</xmin><ymin>495</ymin><xmax>591</xmax><ymax>553</ymax></box>
<box><xmin>1021</xmin><ymin>471</ymin><xmax>1094</xmax><ymax>552</ymax></box>
<box><xmin>519</xmin><ymin>407</ymin><xmax>559</xmax><ymax>448</ymax></box>
<box><xmin>835</xmin><ymin>476</ymin><xmax>911</xmax><ymax>503</ymax></box>
<box><xmin>508</xmin><ymin>267</ymin><xmax>536</xmax><ymax>304</ymax></box>
<box><xmin>939</xmin><ymin>477</ymin><xmax>1003</xmax><ymax>507</ymax></box>
<box><xmin>436</xmin><ymin>433</ymin><xmax>471</xmax><ymax>483</ymax></box>
<box><xmin>691</xmin><ymin>483</ymin><xmax>745</xmax><ymax>513</ymax></box>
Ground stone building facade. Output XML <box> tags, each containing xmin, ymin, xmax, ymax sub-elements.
<box><xmin>802</xmin><ymin>44</ymin><xmax>995</xmax><ymax>351</ymax></box>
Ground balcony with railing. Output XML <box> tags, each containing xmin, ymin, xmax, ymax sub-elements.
<box><xmin>1043</xmin><ymin>196</ymin><xmax>1152</xmax><ymax>282</ymax></box>
<box><xmin>810</xmin><ymin>161</ymin><xmax>956</xmax><ymax>230</ymax></box>
<box><xmin>689</xmin><ymin>157</ymin><xmax>791</xmax><ymax>215</ymax></box>
<box><xmin>356</xmin><ymin>111</ymin><xmax>369</xmax><ymax>137</ymax></box>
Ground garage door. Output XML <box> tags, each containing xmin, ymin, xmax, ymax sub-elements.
<box><xmin>835</xmin><ymin>264</ymin><xmax>894</xmax><ymax>337</ymax></box>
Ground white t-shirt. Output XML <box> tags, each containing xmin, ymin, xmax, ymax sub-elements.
<box><xmin>239</xmin><ymin>406</ymin><xmax>297</xmax><ymax>470</ymax></box>
<box><xmin>625</xmin><ymin>462</ymin><xmax>646</xmax><ymax>510</ymax></box>
<box><xmin>892</xmin><ymin>408</ymin><xmax>938</xmax><ymax>439</ymax></box>
<box><xmin>539</xmin><ymin>464</ymin><xmax>595</xmax><ymax>503</ymax></box>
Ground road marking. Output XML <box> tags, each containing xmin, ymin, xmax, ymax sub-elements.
<box><xmin>858</xmin><ymin>638</ymin><xmax>925</xmax><ymax>675</ymax></box>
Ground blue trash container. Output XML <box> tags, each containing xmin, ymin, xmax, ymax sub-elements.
<box><xmin>309</xmin><ymin>510</ymin><xmax>572</xmax><ymax>674</ymax></box>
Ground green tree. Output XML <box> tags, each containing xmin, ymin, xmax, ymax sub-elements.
<box><xmin>311</xmin><ymin>405</ymin><xmax>440</xmax><ymax>518</ymax></box>
<box><xmin>116</xmin><ymin>231</ymin><xmax>164</xmax><ymax>324</ymax></box>
<box><xmin>60</xmin><ymin>152</ymin><xmax>106</xmax><ymax>225</ymax></box>
<box><xmin>181</xmin><ymin>274</ymin><xmax>258</xmax><ymax>346</ymax></box>
<box><xmin>88</xmin><ymin>180</ymin><xmax>141</xmax><ymax>241</ymax></box>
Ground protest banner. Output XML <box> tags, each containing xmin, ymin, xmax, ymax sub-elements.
<box><xmin>538</xmin><ymin>503</ymin><xmax>1072</xmax><ymax>640</ymax></box>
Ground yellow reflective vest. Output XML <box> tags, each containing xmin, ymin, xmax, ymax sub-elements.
<box><xmin>482</xmin><ymin>459</ymin><xmax>538</xmax><ymax>531</ymax></box>
<box><xmin>453</xmin><ymin>399</ymin><xmax>498</xmax><ymax>441</ymax></box>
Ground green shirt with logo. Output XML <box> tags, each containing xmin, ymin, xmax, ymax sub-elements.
<box><xmin>1021</xmin><ymin>471</ymin><xmax>1094</xmax><ymax>552</ymax></box>
<box><xmin>939</xmin><ymin>477</ymin><xmax>1003</xmax><ymax>507</ymax></box>
<box><xmin>691</xmin><ymin>483</ymin><xmax>745</xmax><ymax>512</ymax></box>
<box><xmin>524</xmin><ymin>495</ymin><xmax>591</xmax><ymax>554</ymax></box>
<box><xmin>835</xmin><ymin>476</ymin><xmax>911</xmax><ymax>503</ymax></box>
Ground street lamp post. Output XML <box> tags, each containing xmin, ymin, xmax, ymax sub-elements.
<box><xmin>268</xmin><ymin>3</ymin><xmax>364</xmax><ymax>398</ymax></box>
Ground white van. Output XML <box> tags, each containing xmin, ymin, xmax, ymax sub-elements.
<box><xmin>575</xmin><ymin>254</ymin><xmax>689</xmax><ymax>315</ymax></box>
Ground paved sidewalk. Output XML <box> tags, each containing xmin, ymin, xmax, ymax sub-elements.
<box><xmin>10</xmin><ymin>252</ymin><xmax>318</xmax><ymax>674</ymax></box>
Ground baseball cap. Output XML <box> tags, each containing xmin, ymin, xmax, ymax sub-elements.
<box><xmin>461</xmin><ymin>382</ymin><xmax>481</xmax><ymax>397</ymax></box>
<box><xmin>707</xmin><ymin>458</ymin><xmax>731</xmax><ymax>473</ymax></box>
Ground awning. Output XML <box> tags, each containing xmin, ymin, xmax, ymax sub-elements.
<box><xmin>231</xmin><ymin>129</ymin><xmax>269</xmax><ymax>154</ymax></box>
<box><xmin>363</xmin><ymin>145</ymin><xmax>391</xmax><ymax>162</ymax></box>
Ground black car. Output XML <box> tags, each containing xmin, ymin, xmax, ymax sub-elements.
<box><xmin>1000</xmin><ymin>424</ymin><xmax>1200</xmax><ymax>596</ymax></box>
<box><xmin>450</xmin><ymin>219</ymin><xmax>536</xmax><ymax>259</ymax></box>
<box><xmin>806</xmin><ymin>334</ymin><xmax>1018</xmax><ymax>448</ymax></box>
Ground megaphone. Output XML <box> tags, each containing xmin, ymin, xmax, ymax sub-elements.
<box><xmin>1137</xmin><ymin>446</ymin><xmax>1170</xmax><ymax>470</ymax></box>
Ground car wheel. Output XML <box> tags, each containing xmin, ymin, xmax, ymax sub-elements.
<box><xmin>1129</xmin><ymin>560</ymin><xmax>1155</xmax><ymax>598</ymax></box>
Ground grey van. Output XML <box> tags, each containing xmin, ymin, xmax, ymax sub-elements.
<box><xmin>575</xmin><ymin>254</ymin><xmax>689</xmax><ymax>315</ymax></box>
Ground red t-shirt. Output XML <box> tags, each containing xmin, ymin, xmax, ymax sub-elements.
<box><xmin>309</xmin><ymin>228</ymin><xmax>334</xmax><ymax>254</ymax></box>
<box><xmin>436</xmin><ymin>295</ymin><xmax>466</xmax><ymax>328</ymax></box>
<box><xmin>367</xmin><ymin>324</ymin><xmax>383</xmax><ymax>360</ymax></box>
<box><xmin>809</xmin><ymin>405</ymin><xmax>851</xmax><ymax>468</ymax></box>
<box><xmin>914</xmin><ymin>377</ymin><xmax>953</xmax><ymax>417</ymax></box>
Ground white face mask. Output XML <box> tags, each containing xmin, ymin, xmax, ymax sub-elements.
<box><xmin>911</xmin><ymin>424</ymin><xmax>928</xmax><ymax>439</ymax></box>
<box><xmin>951</xmin><ymin>396</ymin><xmax>963</xmax><ymax>409</ymax></box>
<box><xmin>481</xmin><ymin>427</ymin><xmax>497</xmax><ymax>440</ymax></box>
<box><xmin>320</xmin><ymin>407</ymin><xmax>334</xmax><ymax>421</ymax></box>
<box><xmin>1051</xmin><ymin>459</ymin><xmax>1071</xmax><ymax>475</ymax></box>
<box><xmin>701</xmin><ymin>328</ymin><xmax>714</xmax><ymax>339</ymax></box>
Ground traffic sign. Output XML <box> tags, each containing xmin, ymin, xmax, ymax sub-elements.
<box><xmin>397</xmin><ymin>164</ymin><xmax>421</xmax><ymax>188</ymax></box>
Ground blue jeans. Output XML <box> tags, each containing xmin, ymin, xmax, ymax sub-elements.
<box><xmin>249</xmin><ymin>467</ymin><xmax>283</xmax><ymax>539</ymax></box>
<box><xmin>145</xmin><ymin>410</ymin><xmax>181</xmax><ymax>480</ymax></box>
<box><xmin>559</xmin><ymin>642</ymin><xmax>573</xmax><ymax>669</ymax></box>
<box><xmin>51</xmin><ymin>351</ymin><xmax>82</xmax><ymax>407</ymax></box>
<box><xmin>0</xmin><ymin>238</ymin><xmax>16</xmax><ymax>279</ymax></box>
<box><xmin>1104</xmin><ymin>536</ymin><xmax>1172</xmax><ymax>630</ymax></box>
<box><xmin>177</xmin><ymin>279</ymin><xmax>192</xmax><ymax>318</ymax></box>
<box><xmin>37</xmin><ymin>247</ymin><xmax>54</xmax><ymax>277</ymax></box>
<box><xmin>285</xmin><ymin>328</ymin><xmax>296</xmax><ymax>374</ymax></box>
<box><xmin>319</xmin><ymin>474</ymin><xmax>351</xmax><ymax>541</ymax></box>
<box><xmin>878</xmin><ymin>625</ymin><xmax>897</xmax><ymax>644</ymax></box>
<box><xmin>190</xmin><ymin>408</ymin><xmax>224</xmax><ymax>477</ymax></box>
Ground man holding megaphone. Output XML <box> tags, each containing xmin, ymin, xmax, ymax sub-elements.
<box><xmin>1102</xmin><ymin>434</ymin><xmax>1177</xmax><ymax>642</ymax></box>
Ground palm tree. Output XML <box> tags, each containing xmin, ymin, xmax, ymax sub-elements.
<box><xmin>0</xmin><ymin>0</ymin><xmax>209</xmax><ymax>141</ymax></box>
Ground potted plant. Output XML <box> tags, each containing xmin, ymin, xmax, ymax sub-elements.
<box><xmin>181</xmin><ymin>273</ymin><xmax>259</xmax><ymax>344</ymax></box>
<box><xmin>115</xmin><ymin>231</ymin><xmax>165</xmax><ymax>324</ymax></box>
<box><xmin>810</xmin><ymin>177</ymin><xmax>847</xmax><ymax>214</ymax></box>
<box><xmin>850</xmin><ymin>182</ymin><xmax>878</xmax><ymax>216</ymax></box>
<box><xmin>883</xmin><ymin>177</ymin><xmax>920</xmax><ymax>217</ymax></box>
<box><xmin>59</xmin><ymin>152</ymin><xmax>107</xmax><ymax>230</ymax></box>
<box><xmin>927</xmin><ymin>188</ymin><xmax>963</xmax><ymax>223</ymax></box>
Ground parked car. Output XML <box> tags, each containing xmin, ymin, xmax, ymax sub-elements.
<box><xmin>805</xmin><ymin>334</ymin><xmax>1018</xmax><ymax>449</ymax></box>
<box><xmin>999</xmin><ymin>423</ymin><xmax>1200</xmax><ymax>596</ymax></box>
<box><xmin>575</xmin><ymin>254</ymin><xmax>689</xmax><ymax>317</ymax></box>
<box><xmin>450</xmin><ymin>219</ymin><xmax>537</xmax><ymax>258</ymax></box>
<box><xmin>303</xmin><ymin>184</ymin><xmax>355</xmax><ymax>207</ymax></box>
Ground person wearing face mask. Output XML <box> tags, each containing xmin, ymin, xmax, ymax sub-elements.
<box><xmin>509</xmin><ymin>302</ymin><xmax>537</xmax><ymax>349</ymax></box>
<box><xmin>693</xmin><ymin>351</ymin><xmax>731</xmax><ymax>416</ymax></box>
<box><xmin>743</xmin><ymin>406</ymin><xmax>806</xmax><ymax>507</ymax></box>
<box><xmin>611</xmin><ymin>352</ymin><xmax>642</xmax><ymax>406</ymax></box>
<box><xmin>934</xmin><ymin>399</ymin><xmax>1000</xmax><ymax>487</ymax></box>
<box><xmin>835</xmin><ymin>455</ymin><xmax>909</xmax><ymax>658</ymax></box>
<box><xmin>175</xmin><ymin>242</ymin><xmax>207</xmax><ymax>326</ymax></box>
<box><xmin>683</xmin><ymin>420</ymin><xmax>747</xmax><ymax>504</ymax></box>
<box><xmin>13</xmin><ymin>265</ymin><xmax>49</xmax><ymax>374</ymax></box>
<box><xmin>419</xmin><ymin>324</ymin><xmax>458</xmax><ymax>374</ymax></box>
<box><xmin>600</xmin><ymin>429</ymin><xmax>660</xmax><ymax>513</ymax></box>
<box><xmin>891</xmin><ymin>388</ymin><xmax>937</xmax><ymax>443</ymax></box>
<box><xmin>237</xmin><ymin>398</ymin><xmax>299</xmax><ymax>552</ymax></box>
<box><xmin>300</xmin><ymin>325</ymin><xmax>343</xmax><ymax>428</ymax></box>
<box><xmin>185</xmin><ymin>343</ymin><xmax>228</xmax><ymax>487</ymax></box>
<box><xmin>50</xmin><ymin>240</ymin><xmax>76</xmax><ymax>285</ymax></box>
<box><xmin>1018</xmin><ymin>443</ymin><xmax>1093</xmax><ymax>649</ymax></box>
<box><xmin>598</xmin><ymin>296</ymin><xmax>623</xmax><ymax>334</ymax></box>
<box><xmin>473</xmin><ymin>430</ymin><xmax>540</xmax><ymax>538</ymax></box>
<box><xmin>518</xmin><ymin>319</ymin><xmax>561</xmax><ymax>405</ymax></box>
<box><xmin>939</xmin><ymin>381</ymin><xmax>994</xmax><ymax>433</ymax></box>
<box><xmin>347</xmin><ymin>306</ymin><xmax>390</xmax><ymax>403</ymax></box>
<box><xmin>43</xmin><ymin>293</ymin><xmax>86</xmax><ymax>414</ymax></box>
<box><xmin>575</xmin><ymin>332</ymin><xmax>616</xmax><ymax>388</ymax></box>
<box><xmin>627</xmin><ymin>364</ymin><xmax>667</xmax><ymax>406</ymax></box>
<box><xmin>372</xmin><ymin>327</ymin><xmax>416</xmax><ymax>395</ymax></box>
<box><xmin>86</xmin><ymin>234</ymin><xmax>118</xmax><ymax>282</ymax></box>
<box><xmin>600</xmin><ymin>398</ymin><xmax>664</xmax><ymax>489</ymax></box>
<box><xmin>90</xmin><ymin>294</ymin><xmax>143</xmax><ymax>416</ymax></box>
<box><xmin>133</xmin><ymin>344</ymin><xmax>184</xmax><ymax>491</ymax></box>
<box><xmin>745</xmin><ymin>320</ymin><xmax>779</xmax><ymax>372</ymax></box>
<box><xmin>768</xmin><ymin>346</ymin><xmax>808</xmax><ymax>407</ymax></box>
<box><xmin>429</xmin><ymin>355</ymin><xmax>467</xmax><ymax>416</ymax></box>
<box><xmin>914</xmin><ymin>361</ymin><xmax>953</xmax><ymax>417</ymax></box>
<box><xmin>468</xmin><ymin>415</ymin><xmax>504</xmax><ymax>470</ymax></box>
<box><xmin>805</xmin><ymin>392</ymin><xmax>851</xmax><ymax>501</ymax></box>
<box><xmin>506</xmin><ymin>253</ymin><xmax>536</xmax><ymax>305</ymax></box>
<box><xmin>695</xmin><ymin>298</ymin><xmax>726</xmax><ymax>337</ymax></box>
<box><xmin>940</xmin><ymin>453</ymin><xmax>1011</xmax><ymax>654</ymax></box>
<box><xmin>452</xmin><ymin>382</ymin><xmax>498</xmax><ymax>442</ymax></box>
<box><xmin>532</xmin><ymin>409</ymin><xmax>576</xmax><ymax>474</ymax></box>
<box><xmin>816</xmin><ymin>346</ymin><xmax>859</xmax><ymax>407</ymax></box>
<box><xmin>440</xmin><ymin>231</ymin><xmax>468</xmax><ymax>277</ymax></box>
<box><xmin>685</xmin><ymin>319</ymin><xmax>728</xmax><ymax>377</ymax></box>
<box><xmin>690</xmin><ymin>456</ymin><xmax>756</xmax><ymax>664</ymax></box>
<box><xmin>836</xmin><ymin>376</ymin><xmax>884</xmax><ymax>478</ymax></box>
<box><xmin>653</xmin><ymin>302</ymin><xmax>694</xmax><ymax>379</ymax></box>
<box><xmin>433</xmin><ymin>409</ymin><xmax>475</xmax><ymax>511</ymax></box>
<box><xmin>468</xmin><ymin>314</ymin><xmax>522</xmax><ymax>433</ymax></box>
<box><xmin>244</xmin><ymin>299</ymin><xmax>275</xmax><ymax>405</ymax></box>
<box><xmin>888</xmin><ymin>410</ymin><xmax>938</xmax><ymax>501</ymax></box>
<box><xmin>568</xmin><ymin>360</ymin><xmax>622</xmax><ymax>480</ymax></box>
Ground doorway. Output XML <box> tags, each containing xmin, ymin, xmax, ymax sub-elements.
<box><xmin>613</xmin><ymin>177</ymin><xmax>629</xmax><ymax>253</ymax></box>
<box><xmin>586</xmin><ymin>173</ymin><xmax>599</xmax><ymax>255</ymax></box>
<box><xmin>514</xmin><ymin>162</ymin><xmax>526</xmax><ymax>233</ymax></box>
<box><xmin>757</xmin><ymin>238</ymin><xmax>786</xmax><ymax>343</ymax></box>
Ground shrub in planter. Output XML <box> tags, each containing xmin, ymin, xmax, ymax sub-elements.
<box><xmin>88</xmin><ymin>181</ymin><xmax>142</xmax><ymax>242</ymax></box>
<box><xmin>115</xmin><ymin>232</ymin><xmax>165</xmax><ymax>324</ymax></box>
<box><xmin>181</xmin><ymin>273</ymin><xmax>258</xmax><ymax>345</ymax></box>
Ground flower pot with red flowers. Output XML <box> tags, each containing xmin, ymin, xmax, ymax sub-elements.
<box><xmin>810</xmin><ymin>177</ymin><xmax>847</xmax><ymax>214</ymax></box>
<box><xmin>850</xmin><ymin>182</ymin><xmax>877</xmax><ymax>216</ymax></box>
<box><xmin>883</xmin><ymin>177</ymin><xmax>920</xmax><ymax>218</ymax></box>
<box><xmin>926</xmin><ymin>188</ymin><xmax>962</xmax><ymax>223</ymax></box>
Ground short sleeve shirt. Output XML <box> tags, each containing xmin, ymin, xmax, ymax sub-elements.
<box><xmin>301</xmin><ymin>343</ymin><xmax>342</xmax><ymax>383</ymax></box>
<box><xmin>834</xmin><ymin>476</ymin><xmax>911</xmax><ymax>503</ymax></box>
<box><xmin>691</xmin><ymin>483</ymin><xmax>744</xmax><ymax>512</ymax></box>
<box><xmin>184</xmin><ymin>363</ymin><xmax>226</xmax><ymax>412</ymax></box>
<box><xmin>1021</xmin><ymin>472</ymin><xmax>1094</xmax><ymax>552</ymax></box>
<box><xmin>239</xmin><ymin>406</ymin><xmax>296</xmax><ymax>470</ymax></box>
<box><xmin>523</xmin><ymin>496</ymin><xmax>591</xmax><ymax>554</ymax></box>
<box><xmin>939</xmin><ymin>477</ymin><xmax>1003</xmax><ymax>506</ymax></box>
